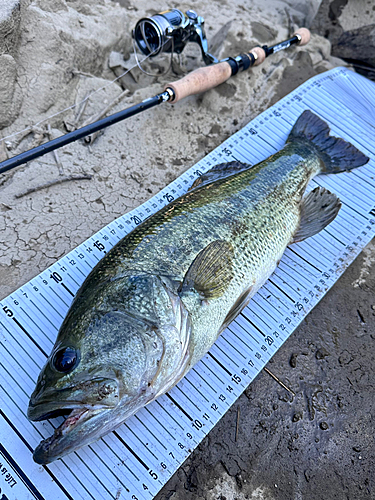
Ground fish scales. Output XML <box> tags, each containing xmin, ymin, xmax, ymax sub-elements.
<box><xmin>94</xmin><ymin>142</ymin><xmax>320</xmax><ymax>365</ymax></box>
<box><xmin>27</xmin><ymin>110</ymin><xmax>369</xmax><ymax>464</ymax></box>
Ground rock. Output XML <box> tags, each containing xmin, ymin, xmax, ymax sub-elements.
<box><xmin>0</xmin><ymin>0</ymin><xmax>22</xmax><ymax>56</ymax></box>
<box><xmin>311</xmin><ymin>0</ymin><xmax>375</xmax><ymax>76</ymax></box>
<box><xmin>332</xmin><ymin>24</ymin><xmax>375</xmax><ymax>69</ymax></box>
<box><xmin>0</xmin><ymin>54</ymin><xmax>22</xmax><ymax>127</ymax></box>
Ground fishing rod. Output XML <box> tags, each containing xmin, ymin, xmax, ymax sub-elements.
<box><xmin>0</xmin><ymin>9</ymin><xmax>310</xmax><ymax>175</ymax></box>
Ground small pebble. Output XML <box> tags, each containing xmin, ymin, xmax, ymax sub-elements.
<box><xmin>316</xmin><ymin>347</ymin><xmax>330</xmax><ymax>360</ymax></box>
<box><xmin>290</xmin><ymin>353</ymin><xmax>297</xmax><ymax>368</ymax></box>
<box><xmin>292</xmin><ymin>412</ymin><xmax>303</xmax><ymax>422</ymax></box>
<box><xmin>320</xmin><ymin>422</ymin><xmax>329</xmax><ymax>430</ymax></box>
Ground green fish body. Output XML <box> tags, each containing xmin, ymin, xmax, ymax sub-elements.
<box><xmin>28</xmin><ymin>111</ymin><xmax>369</xmax><ymax>464</ymax></box>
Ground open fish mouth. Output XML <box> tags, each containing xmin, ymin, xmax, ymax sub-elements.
<box><xmin>31</xmin><ymin>405</ymin><xmax>107</xmax><ymax>464</ymax></box>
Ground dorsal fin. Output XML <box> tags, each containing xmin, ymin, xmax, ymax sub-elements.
<box><xmin>189</xmin><ymin>161</ymin><xmax>251</xmax><ymax>191</ymax></box>
<box><xmin>180</xmin><ymin>240</ymin><xmax>234</xmax><ymax>300</ymax></box>
<box><xmin>291</xmin><ymin>187</ymin><xmax>341</xmax><ymax>243</ymax></box>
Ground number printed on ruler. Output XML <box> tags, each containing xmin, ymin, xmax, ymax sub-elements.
<box><xmin>1</xmin><ymin>67</ymin><xmax>375</xmax><ymax>500</ymax></box>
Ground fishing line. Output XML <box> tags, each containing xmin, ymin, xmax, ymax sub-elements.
<box><xmin>0</xmin><ymin>41</ymin><xmax>170</xmax><ymax>146</ymax></box>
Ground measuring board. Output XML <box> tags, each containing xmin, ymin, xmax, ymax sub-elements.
<box><xmin>1</xmin><ymin>66</ymin><xmax>375</xmax><ymax>500</ymax></box>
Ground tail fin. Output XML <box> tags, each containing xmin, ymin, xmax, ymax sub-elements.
<box><xmin>287</xmin><ymin>110</ymin><xmax>369</xmax><ymax>173</ymax></box>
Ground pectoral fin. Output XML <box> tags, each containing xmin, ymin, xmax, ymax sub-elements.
<box><xmin>219</xmin><ymin>285</ymin><xmax>254</xmax><ymax>334</ymax></box>
<box><xmin>181</xmin><ymin>240</ymin><xmax>234</xmax><ymax>299</ymax></box>
<box><xmin>291</xmin><ymin>187</ymin><xmax>341</xmax><ymax>243</ymax></box>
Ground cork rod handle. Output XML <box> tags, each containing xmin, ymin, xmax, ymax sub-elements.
<box><xmin>165</xmin><ymin>28</ymin><xmax>311</xmax><ymax>103</ymax></box>
<box><xmin>165</xmin><ymin>62</ymin><xmax>232</xmax><ymax>103</ymax></box>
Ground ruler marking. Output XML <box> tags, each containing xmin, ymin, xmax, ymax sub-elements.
<box><xmin>100</xmin><ymin>437</ymin><xmax>140</xmax><ymax>489</ymax></box>
<box><xmin>112</xmin><ymin>431</ymin><xmax>145</xmax><ymax>477</ymax></box>
<box><xmin>73</xmin><ymin>452</ymin><xmax>117</xmax><ymax>500</ymax></box>
<box><xmin>191</xmin><ymin>367</ymin><xmax>217</xmax><ymax>394</ymax></box>
<box><xmin>273</xmin><ymin>271</ymin><xmax>303</xmax><ymax>296</ymax></box>
<box><xmin>124</xmin><ymin>424</ymin><xmax>159</xmax><ymax>462</ymax></box>
<box><xmin>56</xmin><ymin>458</ymin><xmax>97</xmax><ymax>500</ymax></box>
<box><xmin>66</xmin><ymin>271</ymin><xmax>80</xmax><ymax>286</ymax></box>
<box><xmin>48</xmin><ymin>286</ymin><xmax>70</xmax><ymax>308</ymax></box>
<box><xmin>322</xmin><ymin>229</ymin><xmax>345</xmax><ymax>247</ymax></box>
<box><xmin>200</xmin><ymin>360</ymin><xmax>225</xmax><ymax>385</ymax></box>
<box><xmin>219</xmin><ymin>334</ymin><xmax>247</xmax><ymax>360</ymax></box>
<box><xmin>1</xmin><ymin>341</ymin><xmax>36</xmax><ymax>384</ymax></box>
<box><xmin>207</xmin><ymin>351</ymin><xmax>232</xmax><ymax>376</ymax></box>
<box><xmin>165</xmin><ymin>394</ymin><xmax>193</xmax><ymax>422</ymax></box>
<box><xmin>214</xmin><ymin>340</ymin><xmax>241</xmax><ymax>367</ymax></box>
<box><xmin>0</xmin><ymin>383</ymin><xmax>47</xmax><ymax>441</ymax></box>
<box><xmin>257</xmin><ymin>134</ymin><xmax>278</xmax><ymax>151</ymax></box>
<box><xmin>287</xmin><ymin>247</ymin><xmax>322</xmax><ymax>272</ymax></box>
<box><xmin>12</xmin><ymin>317</ymin><xmax>48</xmax><ymax>358</ymax></box>
<box><xmin>133</xmin><ymin>415</ymin><xmax>168</xmax><ymax>451</ymax></box>
<box><xmin>0</xmin><ymin>320</ymin><xmax>43</xmax><ymax>370</ymax></box>
<box><xmin>227</xmin><ymin>323</ymin><xmax>254</xmax><ymax>350</ymax></box>
<box><xmin>19</xmin><ymin>305</ymin><xmax>55</xmax><ymax>344</ymax></box>
<box><xmin>281</xmin><ymin>256</ymin><xmax>314</xmax><ymax>284</ymax></box>
<box><xmin>183</xmin><ymin>375</ymin><xmax>209</xmax><ymax>403</ymax></box>
<box><xmin>268</xmin><ymin>278</ymin><xmax>296</xmax><ymax>303</ymax></box>
<box><xmin>29</xmin><ymin>299</ymin><xmax>58</xmax><ymax>331</ymax></box>
<box><xmin>298</xmin><ymin>240</ymin><xmax>331</xmax><ymax>266</ymax></box>
<box><xmin>61</xmin><ymin>283</ymin><xmax>75</xmax><ymax>297</ymax></box>
<box><xmin>155</xmin><ymin>400</ymin><xmax>184</xmax><ymax>430</ymax></box>
<box><xmin>175</xmin><ymin>384</ymin><xmax>202</xmax><ymax>412</ymax></box>
<box><xmin>238</xmin><ymin>316</ymin><xmax>264</xmax><ymax>339</ymax></box>
<box><xmin>144</xmin><ymin>407</ymin><xmax>176</xmax><ymax>441</ymax></box>
<box><xmin>275</xmin><ymin>267</ymin><xmax>307</xmax><ymax>292</ymax></box>
<box><xmin>73</xmin><ymin>266</ymin><xmax>86</xmax><ymax>278</ymax></box>
<box><xmin>39</xmin><ymin>293</ymin><xmax>64</xmax><ymax>320</ymax></box>
<box><xmin>351</xmin><ymin>169</ymin><xmax>375</xmax><ymax>190</ymax></box>
<box><xmin>246</xmin><ymin>301</ymin><xmax>274</xmax><ymax>328</ymax></box>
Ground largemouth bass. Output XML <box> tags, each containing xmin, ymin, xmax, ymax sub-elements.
<box><xmin>28</xmin><ymin>110</ymin><xmax>369</xmax><ymax>464</ymax></box>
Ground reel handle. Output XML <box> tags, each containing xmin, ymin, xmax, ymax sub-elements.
<box><xmin>165</xmin><ymin>28</ymin><xmax>311</xmax><ymax>103</ymax></box>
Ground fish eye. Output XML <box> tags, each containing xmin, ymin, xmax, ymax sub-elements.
<box><xmin>52</xmin><ymin>347</ymin><xmax>79</xmax><ymax>373</ymax></box>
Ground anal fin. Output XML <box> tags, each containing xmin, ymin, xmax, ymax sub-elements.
<box><xmin>291</xmin><ymin>187</ymin><xmax>341</xmax><ymax>243</ymax></box>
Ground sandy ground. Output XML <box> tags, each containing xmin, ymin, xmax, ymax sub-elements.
<box><xmin>0</xmin><ymin>0</ymin><xmax>374</xmax><ymax>498</ymax></box>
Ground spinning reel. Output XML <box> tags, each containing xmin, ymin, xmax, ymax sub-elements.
<box><xmin>132</xmin><ymin>9</ymin><xmax>218</xmax><ymax>66</ymax></box>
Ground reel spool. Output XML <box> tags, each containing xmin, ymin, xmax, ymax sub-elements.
<box><xmin>132</xmin><ymin>9</ymin><xmax>218</xmax><ymax>66</ymax></box>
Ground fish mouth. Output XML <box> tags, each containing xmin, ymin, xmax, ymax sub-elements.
<box><xmin>28</xmin><ymin>377</ymin><xmax>121</xmax><ymax>464</ymax></box>
<box><xmin>31</xmin><ymin>404</ymin><xmax>107</xmax><ymax>464</ymax></box>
